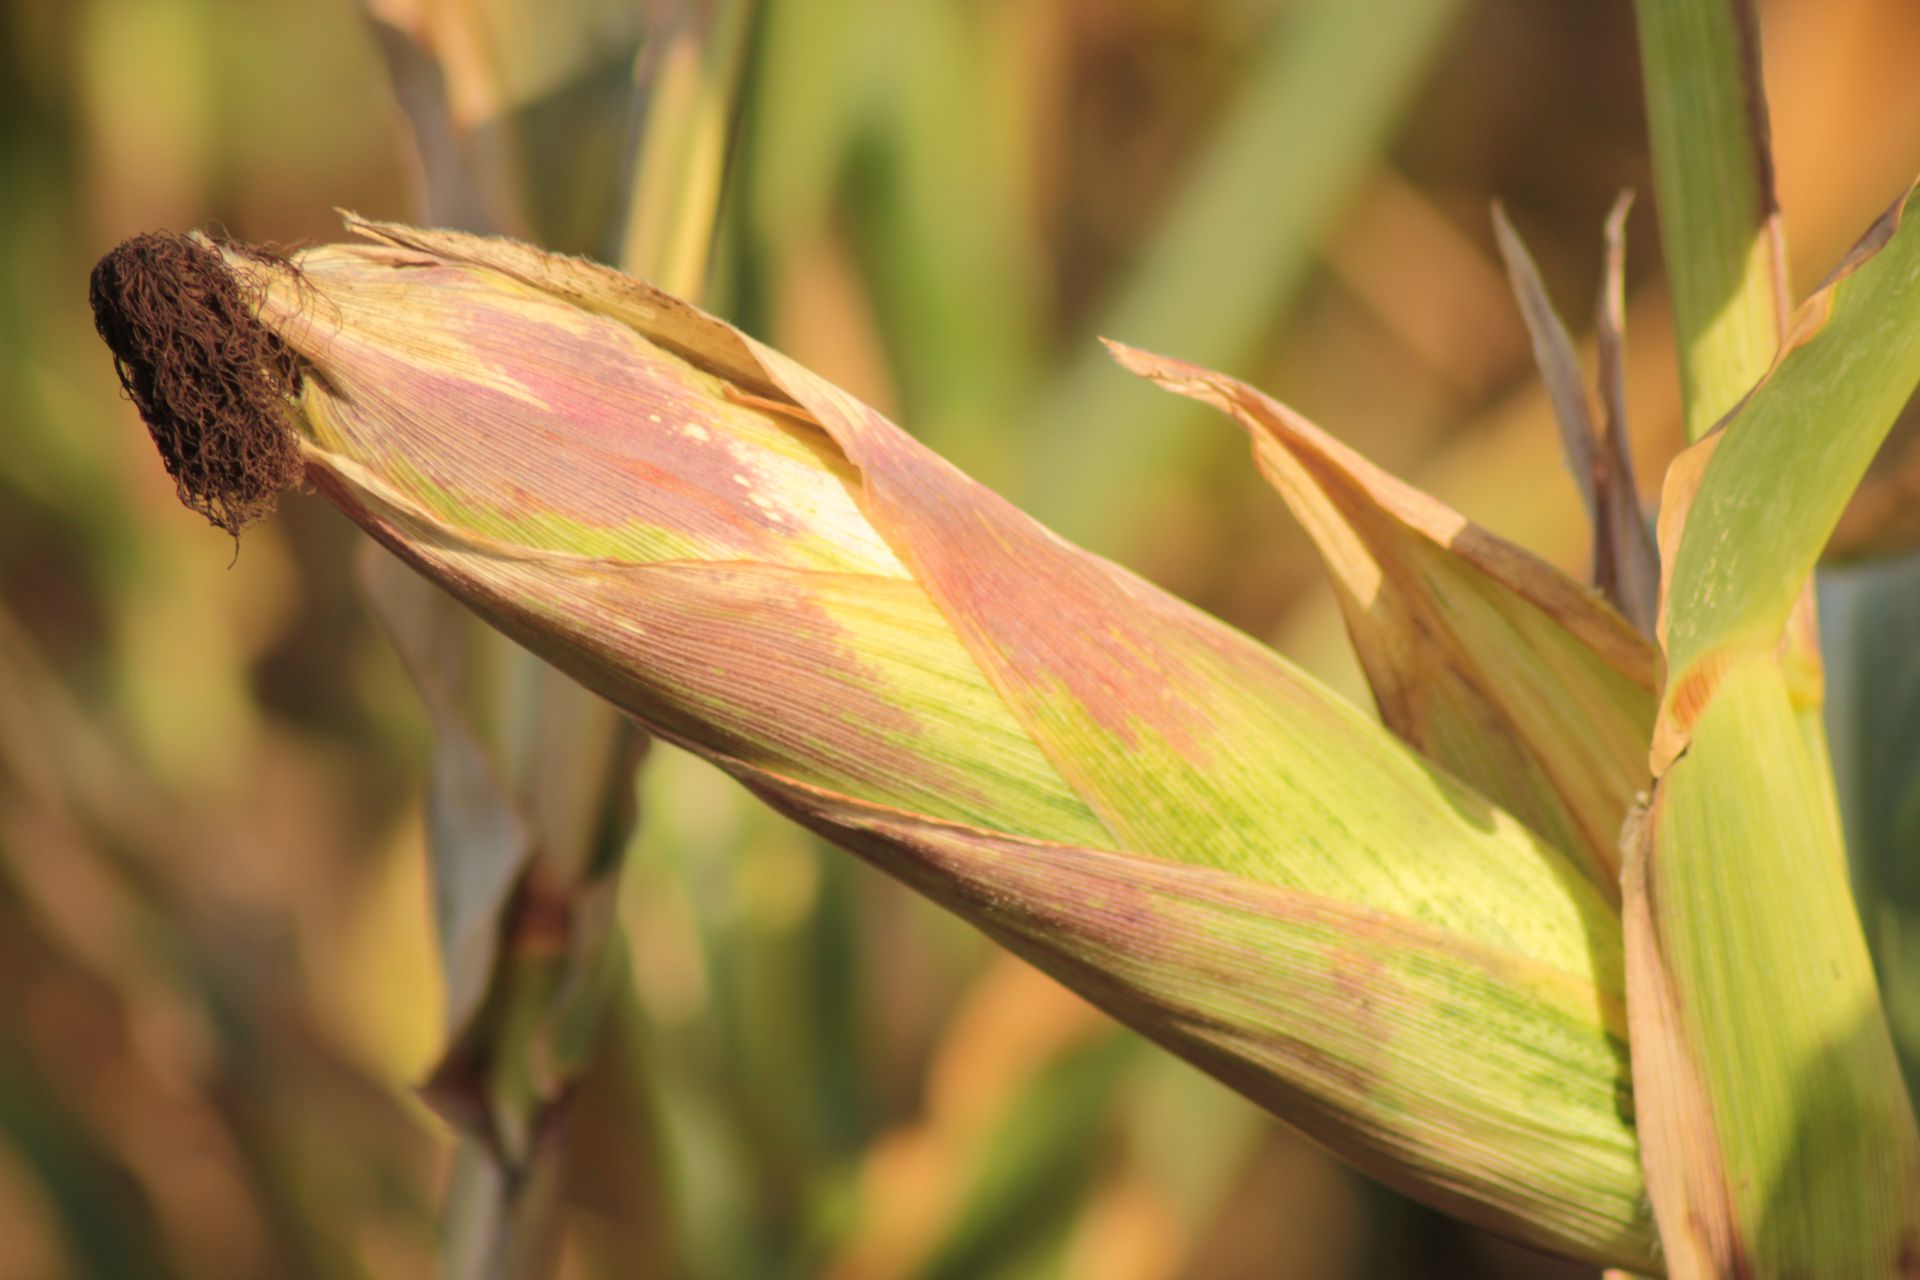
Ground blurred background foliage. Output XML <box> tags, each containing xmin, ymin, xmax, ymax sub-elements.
<box><xmin>4</xmin><ymin>0</ymin><xmax>1920</xmax><ymax>1276</ymax></box>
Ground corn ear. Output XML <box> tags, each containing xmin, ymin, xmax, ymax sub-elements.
<box><xmin>91</xmin><ymin>217</ymin><xmax>1656</xmax><ymax>1267</ymax></box>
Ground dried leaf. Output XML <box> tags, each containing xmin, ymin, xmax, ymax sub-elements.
<box><xmin>1592</xmin><ymin>193</ymin><xmax>1662</xmax><ymax>635</ymax></box>
<box><xmin>1490</xmin><ymin>200</ymin><xmax>1659</xmax><ymax>635</ymax></box>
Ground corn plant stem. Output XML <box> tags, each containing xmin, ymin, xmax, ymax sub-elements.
<box><xmin>1627</xmin><ymin>3</ymin><xmax>1920</xmax><ymax>1270</ymax></box>
<box><xmin>1632</xmin><ymin>0</ymin><xmax>1838</xmax><ymax>794</ymax></box>
<box><xmin>1647</xmin><ymin>0</ymin><xmax>1839</xmax><ymax>806</ymax></box>
<box><xmin>1632</xmin><ymin>0</ymin><xmax>1787</xmax><ymax>443</ymax></box>
<box><xmin>366</xmin><ymin>4</ymin><xmax>756</xmax><ymax>1276</ymax></box>
<box><xmin>619</xmin><ymin>1</ymin><xmax>757</xmax><ymax>288</ymax></box>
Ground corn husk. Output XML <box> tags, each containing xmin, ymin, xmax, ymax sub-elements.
<box><xmin>94</xmin><ymin>217</ymin><xmax>1659</xmax><ymax>1268</ymax></box>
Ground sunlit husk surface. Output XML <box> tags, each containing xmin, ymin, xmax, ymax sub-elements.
<box><xmin>215</xmin><ymin>218</ymin><xmax>1657</xmax><ymax>1268</ymax></box>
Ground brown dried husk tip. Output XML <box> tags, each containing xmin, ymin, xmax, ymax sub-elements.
<box><xmin>89</xmin><ymin>231</ymin><xmax>304</xmax><ymax>535</ymax></box>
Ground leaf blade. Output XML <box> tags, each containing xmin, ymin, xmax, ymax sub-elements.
<box><xmin>1492</xmin><ymin>198</ymin><xmax>1660</xmax><ymax>634</ymax></box>
<box><xmin>1629</xmin><ymin>653</ymin><xmax>1920</xmax><ymax>1275</ymax></box>
<box><xmin>1632</xmin><ymin>0</ymin><xmax>1787</xmax><ymax>442</ymax></box>
<box><xmin>1657</xmin><ymin>181</ymin><xmax>1920</xmax><ymax>765</ymax></box>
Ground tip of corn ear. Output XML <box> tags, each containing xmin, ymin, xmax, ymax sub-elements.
<box><xmin>89</xmin><ymin>231</ymin><xmax>305</xmax><ymax>535</ymax></box>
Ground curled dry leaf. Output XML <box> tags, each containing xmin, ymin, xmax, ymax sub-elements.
<box><xmin>1487</xmin><ymin>196</ymin><xmax>1659</xmax><ymax>636</ymax></box>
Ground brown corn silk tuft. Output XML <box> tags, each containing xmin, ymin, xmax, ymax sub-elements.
<box><xmin>89</xmin><ymin>232</ymin><xmax>305</xmax><ymax>534</ymax></box>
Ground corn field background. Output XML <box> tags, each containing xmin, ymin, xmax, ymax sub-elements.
<box><xmin>6</xmin><ymin>1</ymin><xmax>1920</xmax><ymax>1277</ymax></box>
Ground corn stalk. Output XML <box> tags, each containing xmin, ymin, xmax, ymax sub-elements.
<box><xmin>360</xmin><ymin>2</ymin><xmax>753</xmax><ymax>1274</ymax></box>
<box><xmin>1627</xmin><ymin>2</ymin><xmax>1920</xmax><ymax>1273</ymax></box>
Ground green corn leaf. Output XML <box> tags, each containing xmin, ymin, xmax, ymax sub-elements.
<box><xmin>1632</xmin><ymin>0</ymin><xmax>1787</xmax><ymax>442</ymax></box>
<box><xmin>1627</xmin><ymin>652</ymin><xmax>1920</xmax><ymax>1276</ymax></box>
<box><xmin>1633</xmin><ymin>0</ymin><xmax>1843</xmax><ymax>814</ymax></box>
<box><xmin>1656</xmin><ymin>180</ymin><xmax>1920</xmax><ymax>768</ymax></box>
<box><xmin>1628</xmin><ymin>140</ymin><xmax>1920</xmax><ymax>1277</ymax></box>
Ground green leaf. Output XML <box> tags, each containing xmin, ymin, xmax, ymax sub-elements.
<box><xmin>1656</xmin><ymin>181</ymin><xmax>1920</xmax><ymax>766</ymax></box>
<box><xmin>1627</xmin><ymin>652</ymin><xmax>1920</xmax><ymax>1275</ymax></box>
<box><xmin>1627</xmin><ymin>45</ymin><xmax>1920</xmax><ymax>1267</ymax></box>
<box><xmin>1632</xmin><ymin>0</ymin><xmax>1786</xmax><ymax>441</ymax></box>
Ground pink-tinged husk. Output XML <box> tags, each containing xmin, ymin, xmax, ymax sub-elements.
<box><xmin>203</xmin><ymin>218</ymin><xmax>1653</xmax><ymax>1267</ymax></box>
<box><xmin>753</xmin><ymin>779</ymin><xmax>1648</xmax><ymax>1266</ymax></box>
